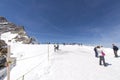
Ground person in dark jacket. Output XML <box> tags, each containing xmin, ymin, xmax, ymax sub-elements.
<box><xmin>56</xmin><ymin>44</ymin><xmax>59</xmax><ymax>50</ymax></box>
<box><xmin>112</xmin><ymin>44</ymin><xmax>119</xmax><ymax>57</ymax></box>
<box><xmin>94</xmin><ymin>46</ymin><xmax>98</xmax><ymax>57</ymax></box>
<box><xmin>54</xmin><ymin>44</ymin><xmax>57</xmax><ymax>52</ymax></box>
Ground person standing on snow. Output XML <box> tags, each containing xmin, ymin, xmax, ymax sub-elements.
<box><xmin>56</xmin><ymin>44</ymin><xmax>59</xmax><ymax>50</ymax></box>
<box><xmin>94</xmin><ymin>46</ymin><xmax>98</xmax><ymax>57</ymax></box>
<box><xmin>54</xmin><ymin>44</ymin><xmax>59</xmax><ymax>52</ymax></box>
<box><xmin>54</xmin><ymin>44</ymin><xmax>57</xmax><ymax>52</ymax></box>
<box><xmin>112</xmin><ymin>44</ymin><xmax>119</xmax><ymax>57</ymax></box>
<box><xmin>97</xmin><ymin>46</ymin><xmax>106</xmax><ymax>67</ymax></box>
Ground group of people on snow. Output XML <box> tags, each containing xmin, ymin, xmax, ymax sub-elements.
<box><xmin>54</xmin><ymin>44</ymin><xmax>59</xmax><ymax>52</ymax></box>
<box><xmin>94</xmin><ymin>44</ymin><xmax>119</xmax><ymax>67</ymax></box>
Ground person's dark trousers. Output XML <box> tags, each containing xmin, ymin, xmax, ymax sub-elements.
<box><xmin>99</xmin><ymin>56</ymin><xmax>106</xmax><ymax>66</ymax></box>
<box><xmin>94</xmin><ymin>49</ymin><xmax>98</xmax><ymax>57</ymax></box>
<box><xmin>114</xmin><ymin>50</ymin><xmax>118</xmax><ymax>57</ymax></box>
<box><xmin>54</xmin><ymin>48</ymin><xmax>56</xmax><ymax>52</ymax></box>
<box><xmin>95</xmin><ymin>51</ymin><xmax>98</xmax><ymax>57</ymax></box>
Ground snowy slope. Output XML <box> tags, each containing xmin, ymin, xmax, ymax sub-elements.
<box><xmin>44</xmin><ymin>45</ymin><xmax>119</xmax><ymax>80</ymax></box>
<box><xmin>1</xmin><ymin>32</ymin><xmax>19</xmax><ymax>44</ymax></box>
<box><xmin>4</xmin><ymin>44</ymin><xmax>54</xmax><ymax>80</ymax></box>
<box><xmin>1</xmin><ymin>31</ymin><xmax>38</xmax><ymax>44</ymax></box>
<box><xmin>3</xmin><ymin>44</ymin><xmax>120</xmax><ymax>80</ymax></box>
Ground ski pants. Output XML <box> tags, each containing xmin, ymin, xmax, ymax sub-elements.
<box><xmin>99</xmin><ymin>56</ymin><xmax>106</xmax><ymax>66</ymax></box>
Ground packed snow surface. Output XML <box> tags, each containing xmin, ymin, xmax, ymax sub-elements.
<box><xmin>3</xmin><ymin>44</ymin><xmax>120</xmax><ymax>80</ymax></box>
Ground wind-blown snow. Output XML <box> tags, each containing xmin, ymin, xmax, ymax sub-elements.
<box><xmin>3</xmin><ymin>44</ymin><xmax>120</xmax><ymax>80</ymax></box>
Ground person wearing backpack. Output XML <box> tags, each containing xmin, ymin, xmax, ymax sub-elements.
<box><xmin>112</xmin><ymin>44</ymin><xmax>119</xmax><ymax>57</ymax></box>
<box><xmin>97</xmin><ymin>46</ymin><xmax>106</xmax><ymax>67</ymax></box>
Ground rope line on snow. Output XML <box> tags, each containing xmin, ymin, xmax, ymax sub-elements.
<box><xmin>12</xmin><ymin>44</ymin><xmax>53</xmax><ymax>80</ymax></box>
<box><xmin>16</xmin><ymin>55</ymin><xmax>48</xmax><ymax>80</ymax></box>
<box><xmin>16</xmin><ymin>53</ymin><xmax>47</xmax><ymax>61</ymax></box>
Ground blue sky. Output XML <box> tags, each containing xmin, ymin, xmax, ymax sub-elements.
<box><xmin>0</xmin><ymin>0</ymin><xmax>120</xmax><ymax>46</ymax></box>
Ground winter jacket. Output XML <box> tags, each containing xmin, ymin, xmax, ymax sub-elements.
<box><xmin>113</xmin><ymin>46</ymin><xmax>119</xmax><ymax>51</ymax></box>
<box><xmin>97</xmin><ymin>48</ymin><xmax>105</xmax><ymax>56</ymax></box>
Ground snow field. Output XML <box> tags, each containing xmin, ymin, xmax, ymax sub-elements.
<box><xmin>4</xmin><ymin>44</ymin><xmax>54</xmax><ymax>80</ymax></box>
<box><xmin>3</xmin><ymin>44</ymin><xmax>120</xmax><ymax>80</ymax></box>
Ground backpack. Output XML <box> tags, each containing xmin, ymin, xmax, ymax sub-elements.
<box><xmin>115</xmin><ymin>46</ymin><xmax>119</xmax><ymax>50</ymax></box>
<box><xmin>101</xmin><ymin>51</ymin><xmax>105</xmax><ymax>56</ymax></box>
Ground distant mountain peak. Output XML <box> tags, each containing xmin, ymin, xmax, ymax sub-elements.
<box><xmin>0</xmin><ymin>16</ymin><xmax>39</xmax><ymax>44</ymax></box>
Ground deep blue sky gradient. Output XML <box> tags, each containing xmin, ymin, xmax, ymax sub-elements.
<box><xmin>0</xmin><ymin>0</ymin><xmax>120</xmax><ymax>46</ymax></box>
